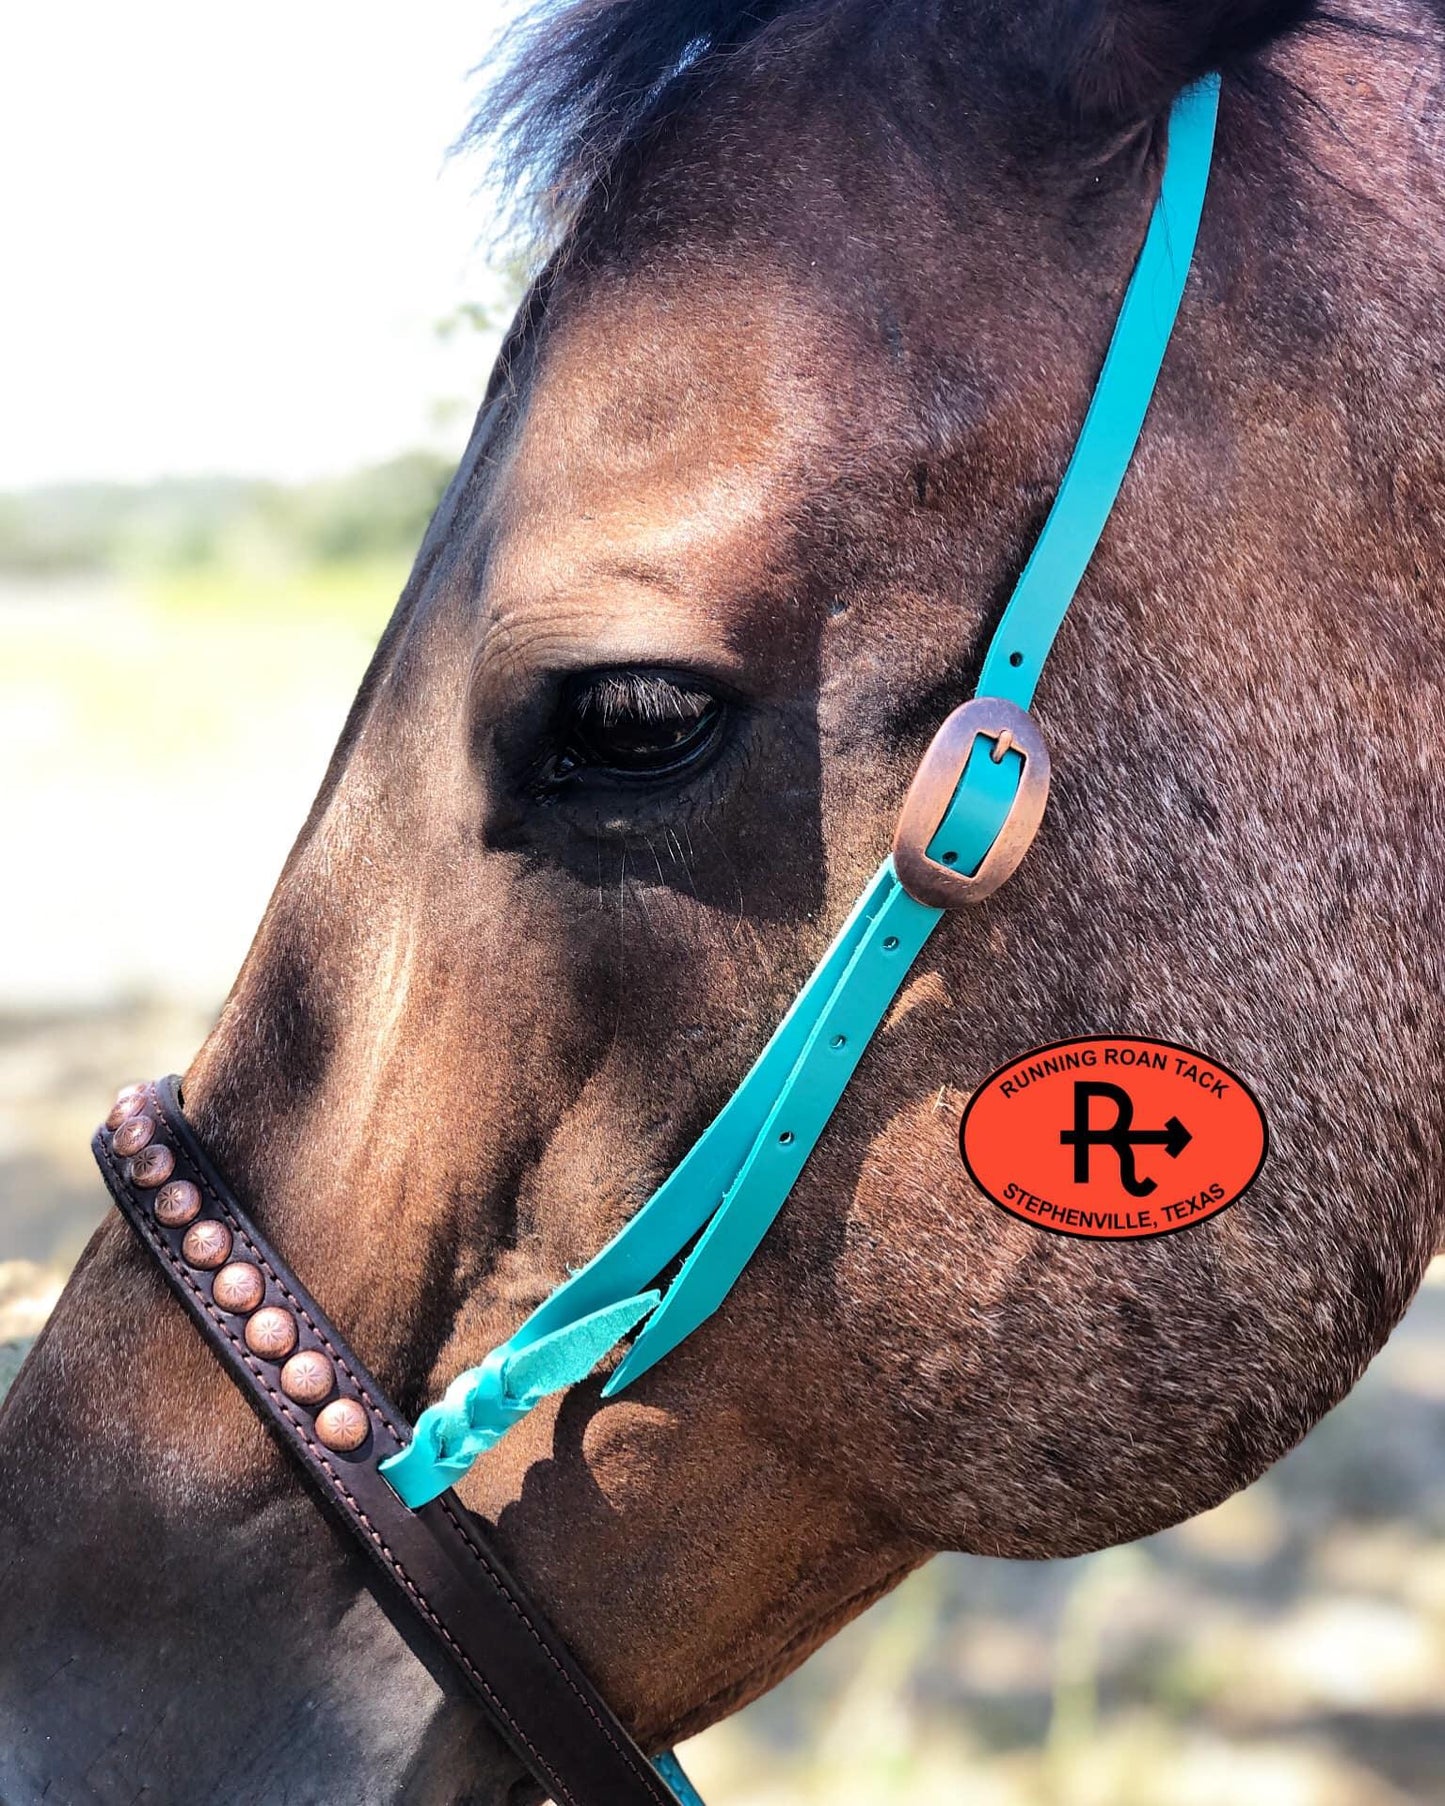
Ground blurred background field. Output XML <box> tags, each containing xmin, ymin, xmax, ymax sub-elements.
<box><xmin>5</xmin><ymin>4</ymin><xmax>1445</xmax><ymax>1803</ymax></box>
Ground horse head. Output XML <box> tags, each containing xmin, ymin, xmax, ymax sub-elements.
<box><xmin>3</xmin><ymin>1</ymin><xmax>1442</xmax><ymax>1798</ymax></box>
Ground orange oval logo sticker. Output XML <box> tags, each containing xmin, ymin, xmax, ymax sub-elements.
<box><xmin>960</xmin><ymin>1036</ymin><xmax>1268</xmax><ymax>1240</ymax></box>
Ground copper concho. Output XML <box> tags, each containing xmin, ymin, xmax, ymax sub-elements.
<box><xmin>154</xmin><ymin>1180</ymin><xmax>202</xmax><ymax>1227</ymax></box>
<box><xmin>212</xmin><ymin>1262</ymin><xmax>265</xmax><ymax>1314</ymax></box>
<box><xmin>112</xmin><ymin>1114</ymin><xmax>156</xmax><ymax>1159</ymax></box>
<box><xmin>315</xmin><ymin>1398</ymin><xmax>370</xmax><ymax>1453</ymax></box>
<box><xmin>182</xmin><ymin>1220</ymin><xmax>232</xmax><ymax>1270</ymax></box>
<box><xmin>246</xmin><ymin>1307</ymin><xmax>298</xmax><ymax>1360</ymax></box>
<box><xmin>280</xmin><ymin>1349</ymin><xmax>334</xmax><ymax>1405</ymax></box>
<box><xmin>128</xmin><ymin>1143</ymin><xmax>176</xmax><ymax>1188</ymax></box>
<box><xmin>106</xmin><ymin>1085</ymin><xmax>148</xmax><ymax>1131</ymax></box>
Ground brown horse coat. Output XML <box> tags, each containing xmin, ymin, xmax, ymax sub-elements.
<box><xmin>2</xmin><ymin>1</ymin><xmax>1443</xmax><ymax>1799</ymax></box>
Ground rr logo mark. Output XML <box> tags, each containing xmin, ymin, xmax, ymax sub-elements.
<box><xmin>1059</xmin><ymin>1081</ymin><xmax>1192</xmax><ymax>1198</ymax></box>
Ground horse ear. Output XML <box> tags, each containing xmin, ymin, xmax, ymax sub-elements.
<box><xmin>1048</xmin><ymin>0</ymin><xmax>1316</xmax><ymax>121</ymax></box>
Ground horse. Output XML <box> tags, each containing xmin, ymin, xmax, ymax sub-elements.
<box><xmin>3</xmin><ymin>0</ymin><xmax>1443</xmax><ymax>1798</ymax></box>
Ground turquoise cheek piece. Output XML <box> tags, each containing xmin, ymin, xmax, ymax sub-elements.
<box><xmin>653</xmin><ymin>1751</ymin><xmax>707</xmax><ymax>1806</ymax></box>
<box><xmin>381</xmin><ymin>74</ymin><xmax>1221</xmax><ymax>1522</ymax></box>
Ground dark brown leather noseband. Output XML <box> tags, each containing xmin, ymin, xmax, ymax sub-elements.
<box><xmin>94</xmin><ymin>1077</ymin><xmax>681</xmax><ymax>1806</ymax></box>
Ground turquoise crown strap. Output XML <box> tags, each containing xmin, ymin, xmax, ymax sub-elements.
<box><xmin>381</xmin><ymin>75</ymin><xmax>1221</xmax><ymax>1518</ymax></box>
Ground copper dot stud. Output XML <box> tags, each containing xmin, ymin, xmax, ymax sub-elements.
<box><xmin>280</xmin><ymin>1349</ymin><xmax>334</xmax><ymax>1406</ymax></box>
<box><xmin>212</xmin><ymin>1261</ymin><xmax>265</xmax><ymax>1314</ymax></box>
<box><xmin>129</xmin><ymin>1143</ymin><xmax>175</xmax><ymax>1188</ymax></box>
<box><xmin>245</xmin><ymin>1306</ymin><xmax>298</xmax><ymax>1361</ymax></box>
<box><xmin>181</xmin><ymin>1220</ymin><xmax>232</xmax><ymax>1270</ymax></box>
<box><xmin>106</xmin><ymin>1085</ymin><xmax>148</xmax><ymax>1130</ymax></box>
<box><xmin>154</xmin><ymin>1179</ymin><xmax>202</xmax><ymax>1227</ymax></box>
<box><xmin>315</xmin><ymin>1397</ymin><xmax>370</xmax><ymax>1453</ymax></box>
<box><xmin>112</xmin><ymin>1114</ymin><xmax>156</xmax><ymax>1158</ymax></box>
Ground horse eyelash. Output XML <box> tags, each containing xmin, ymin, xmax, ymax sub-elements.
<box><xmin>524</xmin><ymin>670</ymin><xmax>722</xmax><ymax>796</ymax></box>
<box><xmin>569</xmin><ymin>671</ymin><xmax>716</xmax><ymax>725</ymax></box>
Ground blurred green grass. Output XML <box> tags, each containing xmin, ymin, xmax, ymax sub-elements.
<box><xmin>0</xmin><ymin>464</ymin><xmax>438</xmax><ymax>1011</ymax></box>
<box><xmin>3</xmin><ymin>562</ymin><xmax>398</xmax><ymax>768</ymax></box>
<box><xmin>0</xmin><ymin>453</ymin><xmax>453</xmax><ymax>585</ymax></box>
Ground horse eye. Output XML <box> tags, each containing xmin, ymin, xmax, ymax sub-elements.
<box><xmin>550</xmin><ymin>671</ymin><xmax>726</xmax><ymax>785</ymax></box>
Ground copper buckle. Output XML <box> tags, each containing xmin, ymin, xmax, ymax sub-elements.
<box><xmin>891</xmin><ymin>697</ymin><xmax>1051</xmax><ymax>909</ymax></box>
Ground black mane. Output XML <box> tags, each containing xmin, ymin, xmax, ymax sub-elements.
<box><xmin>461</xmin><ymin>0</ymin><xmax>813</xmax><ymax>237</ymax></box>
<box><xmin>465</xmin><ymin>0</ymin><xmax>1382</xmax><ymax>244</ymax></box>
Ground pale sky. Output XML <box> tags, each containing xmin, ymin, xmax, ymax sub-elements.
<box><xmin>0</xmin><ymin>1</ymin><xmax>526</xmax><ymax>486</ymax></box>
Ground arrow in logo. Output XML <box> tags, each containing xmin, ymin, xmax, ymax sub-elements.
<box><xmin>1060</xmin><ymin>1083</ymin><xmax>1193</xmax><ymax>1198</ymax></box>
<box><xmin>1128</xmin><ymin>1115</ymin><xmax>1192</xmax><ymax>1159</ymax></box>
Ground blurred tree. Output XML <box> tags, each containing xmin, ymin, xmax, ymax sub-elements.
<box><xmin>0</xmin><ymin>456</ymin><xmax>456</xmax><ymax>583</ymax></box>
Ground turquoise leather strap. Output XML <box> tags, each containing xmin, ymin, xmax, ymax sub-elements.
<box><xmin>652</xmin><ymin>1752</ymin><xmax>707</xmax><ymax>1806</ymax></box>
<box><xmin>977</xmin><ymin>74</ymin><xmax>1221</xmax><ymax>708</ymax></box>
<box><xmin>382</xmin><ymin>75</ymin><xmax>1221</xmax><ymax>1550</ymax></box>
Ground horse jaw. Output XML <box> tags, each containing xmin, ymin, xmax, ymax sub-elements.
<box><xmin>0</xmin><ymin>1223</ymin><xmax>534</xmax><ymax>1804</ymax></box>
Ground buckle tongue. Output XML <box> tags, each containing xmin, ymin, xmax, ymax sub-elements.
<box><xmin>891</xmin><ymin>697</ymin><xmax>1051</xmax><ymax>909</ymax></box>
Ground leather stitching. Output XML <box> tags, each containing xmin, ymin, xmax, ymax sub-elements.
<box><xmin>99</xmin><ymin>1126</ymin><xmax>577</xmax><ymax>1806</ymax></box>
<box><xmin>145</xmin><ymin>1087</ymin><xmax>671</xmax><ymax>1806</ymax></box>
<box><xmin>436</xmin><ymin>1495</ymin><xmax>672</xmax><ymax>1801</ymax></box>
<box><xmin>149</xmin><ymin>1092</ymin><xmax>396</xmax><ymax>1429</ymax></box>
